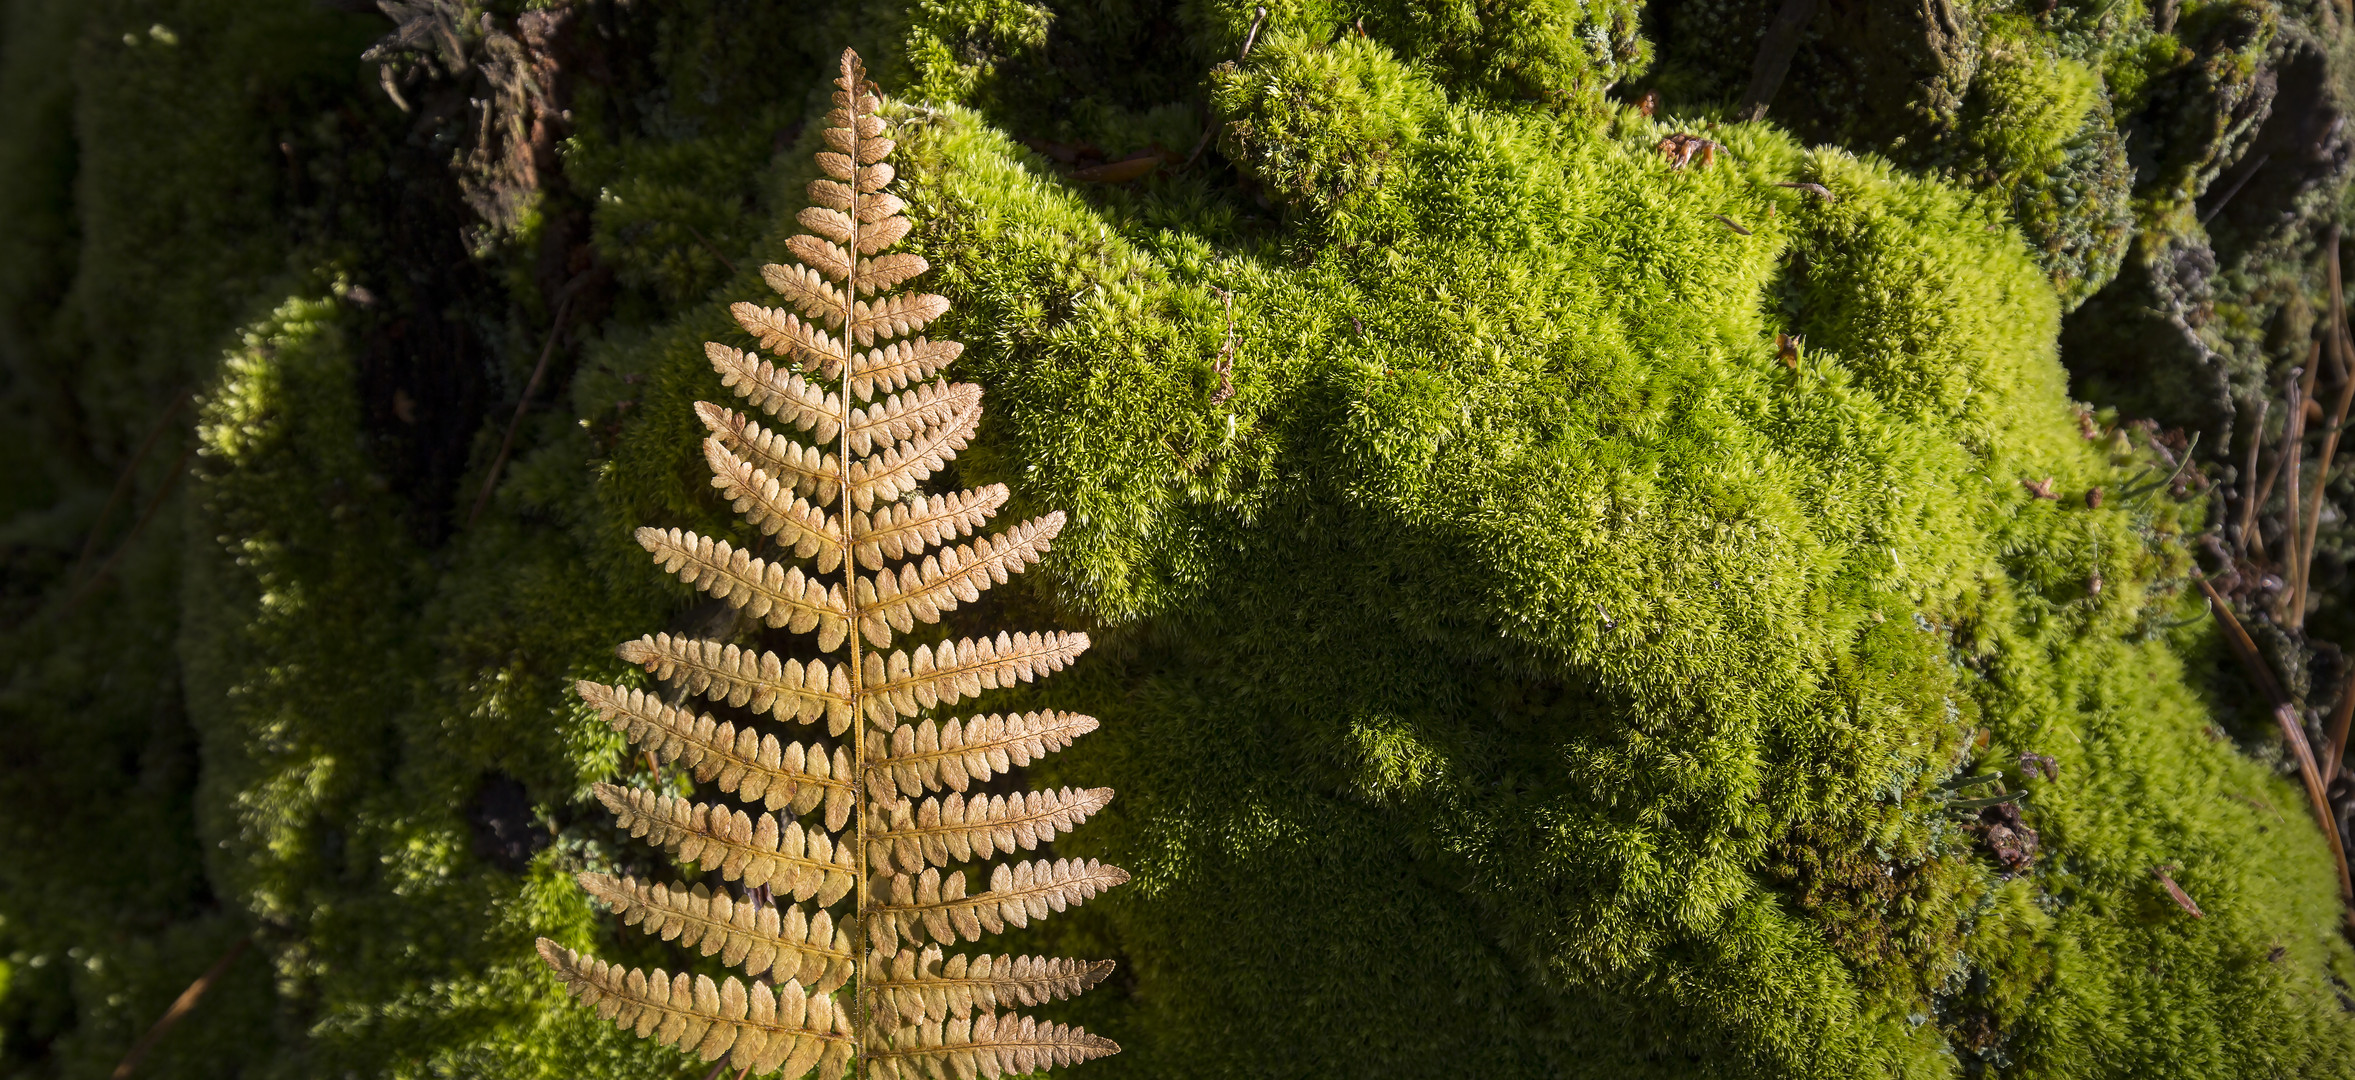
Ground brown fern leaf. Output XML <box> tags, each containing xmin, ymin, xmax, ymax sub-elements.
<box><xmin>872</xmin><ymin>1012</ymin><xmax>1119</xmax><ymax>1080</ymax></box>
<box><xmin>851</xmin><ymin>252</ymin><xmax>930</xmax><ymax>296</ymax></box>
<box><xmin>848</xmin><ymin>293</ymin><xmax>950</xmax><ymax>347</ymax></box>
<box><xmin>698</xmin><ymin>402</ymin><xmax>842</xmax><ymax>506</ymax></box>
<box><xmin>536</xmin><ymin>939</ymin><xmax>855</xmax><ymax>1078</ymax></box>
<box><xmin>872</xmin><ymin>860</ymin><xmax>1130</xmax><ymax>949</ymax></box>
<box><xmin>760</xmin><ymin>262</ymin><xmax>845</xmax><ymax>327</ymax></box>
<box><xmin>594</xmin><ymin>783</ymin><xmax>858</xmax><ymax>905</ymax></box>
<box><xmin>735</xmin><ymin>300</ymin><xmax>852</xmax><ymax>378</ymax></box>
<box><xmin>878</xmin><ymin>786</ymin><xmax>1115</xmax><ymax>871</ymax></box>
<box><xmin>849</xmin><ymin>337</ymin><xmax>964</xmax><ymax>401</ymax></box>
<box><xmin>872</xmin><ymin>947</ymin><xmax>1114</xmax><ymax>1025</ymax></box>
<box><xmin>578</xmin><ymin>874</ymin><xmax>856</xmax><ymax>989</ymax></box>
<box><xmin>859</xmin><ymin>633</ymin><xmax>1093</xmax><ymax>727</ymax></box>
<box><xmin>614</xmin><ymin>633</ymin><xmax>853</xmax><ymax>734</ymax></box>
<box><xmin>855</xmin><ymin>513</ymin><xmax>1064</xmax><ymax>646</ymax></box>
<box><xmin>707</xmin><ymin>342</ymin><xmax>843</xmax><ymax>440</ymax></box>
<box><xmin>703</xmin><ymin>440</ymin><xmax>846</xmax><ymax>572</ymax></box>
<box><xmin>575</xmin><ymin>681</ymin><xmax>851</xmax><ymax>821</ymax></box>
<box><xmin>845</xmin><ymin>380</ymin><xmax>980</xmax><ymax>457</ymax></box>
<box><xmin>548</xmin><ymin>48</ymin><xmax>1120</xmax><ymax>1078</ymax></box>
<box><xmin>842</xmin><ymin>401</ymin><xmax>980</xmax><ymax>510</ymax></box>
<box><xmin>850</xmin><ymin>486</ymin><xmax>1008</xmax><ymax>572</ymax></box>
<box><xmin>873</xmin><ymin>711</ymin><xmax>1100</xmax><ymax>798</ymax></box>
<box><xmin>637</xmin><ymin>527</ymin><xmax>851</xmax><ymax>649</ymax></box>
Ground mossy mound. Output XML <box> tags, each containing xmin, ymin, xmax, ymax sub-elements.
<box><xmin>7</xmin><ymin>1</ymin><xmax>2355</xmax><ymax>1077</ymax></box>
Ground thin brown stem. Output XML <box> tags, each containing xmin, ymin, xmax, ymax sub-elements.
<box><xmin>838</xmin><ymin>50</ymin><xmax>873</xmax><ymax>1072</ymax></box>
<box><xmin>2326</xmin><ymin>665</ymin><xmax>2355</xmax><ymax>785</ymax></box>
<box><xmin>683</xmin><ymin>220</ymin><xmax>740</xmax><ymax>276</ymax></box>
<box><xmin>2238</xmin><ymin>398</ymin><xmax>2270</xmax><ymax>555</ymax></box>
<box><xmin>60</xmin><ymin>443</ymin><xmax>198</xmax><ymax>618</ymax></box>
<box><xmin>110</xmin><ymin>936</ymin><xmax>250</xmax><ymax>1080</ymax></box>
<box><xmin>2275</xmin><ymin>703</ymin><xmax>2354</xmax><ymax>905</ymax></box>
<box><xmin>2198</xmin><ymin>580</ymin><xmax>2351</xmax><ymax>904</ymax></box>
<box><xmin>74</xmin><ymin>390</ymin><xmax>191</xmax><ymax>582</ymax></box>
<box><xmin>2302</xmin><ymin>307</ymin><xmax>2355</xmax><ymax>631</ymax></box>
<box><xmin>467</xmin><ymin>292</ymin><xmax>576</xmax><ymax>530</ymax></box>
<box><xmin>2283</xmin><ymin>371</ymin><xmax>2309</xmax><ymax>625</ymax></box>
<box><xmin>1739</xmin><ymin>0</ymin><xmax>1819</xmax><ymax>121</ymax></box>
<box><xmin>2199</xmin><ymin>577</ymin><xmax>2290</xmax><ymax>709</ymax></box>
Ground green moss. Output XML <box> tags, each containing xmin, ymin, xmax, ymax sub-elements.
<box><xmin>14</xmin><ymin>1</ymin><xmax>2355</xmax><ymax>1077</ymax></box>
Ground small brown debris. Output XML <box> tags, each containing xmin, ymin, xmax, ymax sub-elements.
<box><xmin>2268</xmin><ymin>944</ymin><xmax>2288</xmax><ymax>962</ymax></box>
<box><xmin>1072</xmin><ymin>149</ymin><xmax>1176</xmax><ymax>184</ymax></box>
<box><xmin>1713</xmin><ymin>214</ymin><xmax>1751</xmax><ymax>236</ymax></box>
<box><xmin>1775</xmin><ymin>333</ymin><xmax>1801</xmax><ymax>370</ymax></box>
<box><xmin>1772</xmin><ymin>180</ymin><xmax>1836</xmax><ymax>202</ymax></box>
<box><xmin>1636</xmin><ymin>89</ymin><xmax>1660</xmax><ymax>117</ymax></box>
<box><xmin>2022</xmin><ymin>476</ymin><xmax>2058</xmax><ymax>499</ymax></box>
<box><xmin>1656</xmin><ymin>132</ymin><xmax>1723</xmax><ymax>170</ymax></box>
<box><xmin>2084</xmin><ymin>486</ymin><xmax>2103</xmax><ymax>508</ymax></box>
<box><xmin>1979</xmin><ymin>800</ymin><xmax>2038</xmax><ymax>873</ymax></box>
<box><xmin>2154</xmin><ymin>865</ymin><xmax>2205</xmax><ymax>917</ymax></box>
<box><xmin>2018</xmin><ymin>752</ymin><xmax>2059</xmax><ymax>781</ymax></box>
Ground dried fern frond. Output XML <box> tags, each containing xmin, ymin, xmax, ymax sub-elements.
<box><xmin>540</xmin><ymin>47</ymin><xmax>1121</xmax><ymax>1079</ymax></box>
<box><xmin>704</xmin><ymin>440</ymin><xmax>846</xmax><ymax>571</ymax></box>
<box><xmin>595</xmin><ymin>783</ymin><xmax>857</xmax><ymax>905</ymax></box>
<box><xmin>638</xmin><ymin>527</ymin><xmax>852</xmax><ymax>647</ymax></box>
<box><xmin>576</xmin><ymin>681</ymin><xmax>851</xmax><ymax>821</ymax></box>
<box><xmin>872</xmin><ymin>860</ymin><xmax>1131</xmax><ymax>948</ymax></box>
<box><xmin>872</xmin><ymin>711</ymin><xmax>1100</xmax><ymax>797</ymax></box>
<box><xmin>578</xmin><ymin>874</ymin><xmax>857</xmax><ymax>989</ymax></box>
<box><xmin>877</xmin><ymin>786</ymin><xmax>1114</xmax><ymax>870</ymax></box>
<box><xmin>847</xmin><ymin>486</ymin><xmax>1006</xmax><ymax>571</ymax></box>
<box><xmin>859</xmin><ymin>633</ymin><xmax>1093</xmax><ymax>726</ymax></box>
<box><xmin>700</xmin><ymin>402</ymin><xmax>844</xmax><ymax>506</ymax></box>
<box><xmin>855</xmin><ymin>512</ymin><xmax>1063</xmax><ymax>646</ymax></box>
<box><xmin>615</xmin><ymin>633</ymin><xmax>854</xmax><ymax>733</ymax></box>
<box><xmin>872</xmin><ymin>1012</ymin><xmax>1120</xmax><ymax>1080</ymax></box>
<box><xmin>537</xmin><ymin>939</ymin><xmax>856</xmax><ymax>1078</ymax></box>
<box><xmin>872</xmin><ymin>948</ymin><xmax>1115</xmax><ymax>1025</ymax></box>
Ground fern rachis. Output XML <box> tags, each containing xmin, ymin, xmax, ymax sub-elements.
<box><xmin>537</xmin><ymin>49</ymin><xmax>1125</xmax><ymax>1080</ymax></box>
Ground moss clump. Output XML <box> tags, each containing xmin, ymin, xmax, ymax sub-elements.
<box><xmin>11</xmin><ymin>2</ymin><xmax>2355</xmax><ymax>1077</ymax></box>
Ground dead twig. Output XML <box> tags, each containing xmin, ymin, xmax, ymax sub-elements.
<box><xmin>1182</xmin><ymin>6</ymin><xmax>1267</xmax><ymax>170</ymax></box>
<box><xmin>111</xmin><ymin>936</ymin><xmax>250</xmax><ymax>1079</ymax></box>
<box><xmin>59</xmin><ymin>442</ymin><xmax>198</xmax><ymax>618</ymax></box>
<box><xmin>1738</xmin><ymin>0</ymin><xmax>1819</xmax><ymax>121</ymax></box>
<box><xmin>2299</xmin><ymin>239</ymin><xmax>2355</xmax><ymax>627</ymax></box>
<box><xmin>2236</xmin><ymin>398</ymin><xmax>2268</xmax><ymax>555</ymax></box>
<box><xmin>1208</xmin><ymin>287</ymin><xmax>1237</xmax><ymax>405</ymax></box>
<box><xmin>2326</xmin><ymin>665</ymin><xmax>2355</xmax><ymax>785</ymax></box>
<box><xmin>2283</xmin><ymin>369</ymin><xmax>2310</xmax><ymax>625</ymax></box>
<box><xmin>682</xmin><ymin>221</ymin><xmax>739</xmax><ymax>276</ymax></box>
<box><xmin>74</xmin><ymin>390</ymin><xmax>192</xmax><ymax>582</ymax></box>
<box><xmin>2199</xmin><ymin>577</ymin><xmax>2290</xmax><ymax>709</ymax></box>
<box><xmin>2273</xmin><ymin>702</ymin><xmax>2354</xmax><ymax>905</ymax></box>
<box><xmin>467</xmin><ymin>291</ymin><xmax>577</xmax><ymax>530</ymax></box>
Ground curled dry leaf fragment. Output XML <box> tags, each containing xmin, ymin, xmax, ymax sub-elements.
<box><xmin>2154</xmin><ymin>865</ymin><xmax>2205</xmax><ymax>917</ymax></box>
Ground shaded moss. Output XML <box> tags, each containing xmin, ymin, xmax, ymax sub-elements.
<box><xmin>10</xmin><ymin>1</ymin><xmax>2355</xmax><ymax>1077</ymax></box>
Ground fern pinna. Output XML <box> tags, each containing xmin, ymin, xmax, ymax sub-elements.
<box><xmin>535</xmin><ymin>49</ymin><xmax>1126</xmax><ymax>1080</ymax></box>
